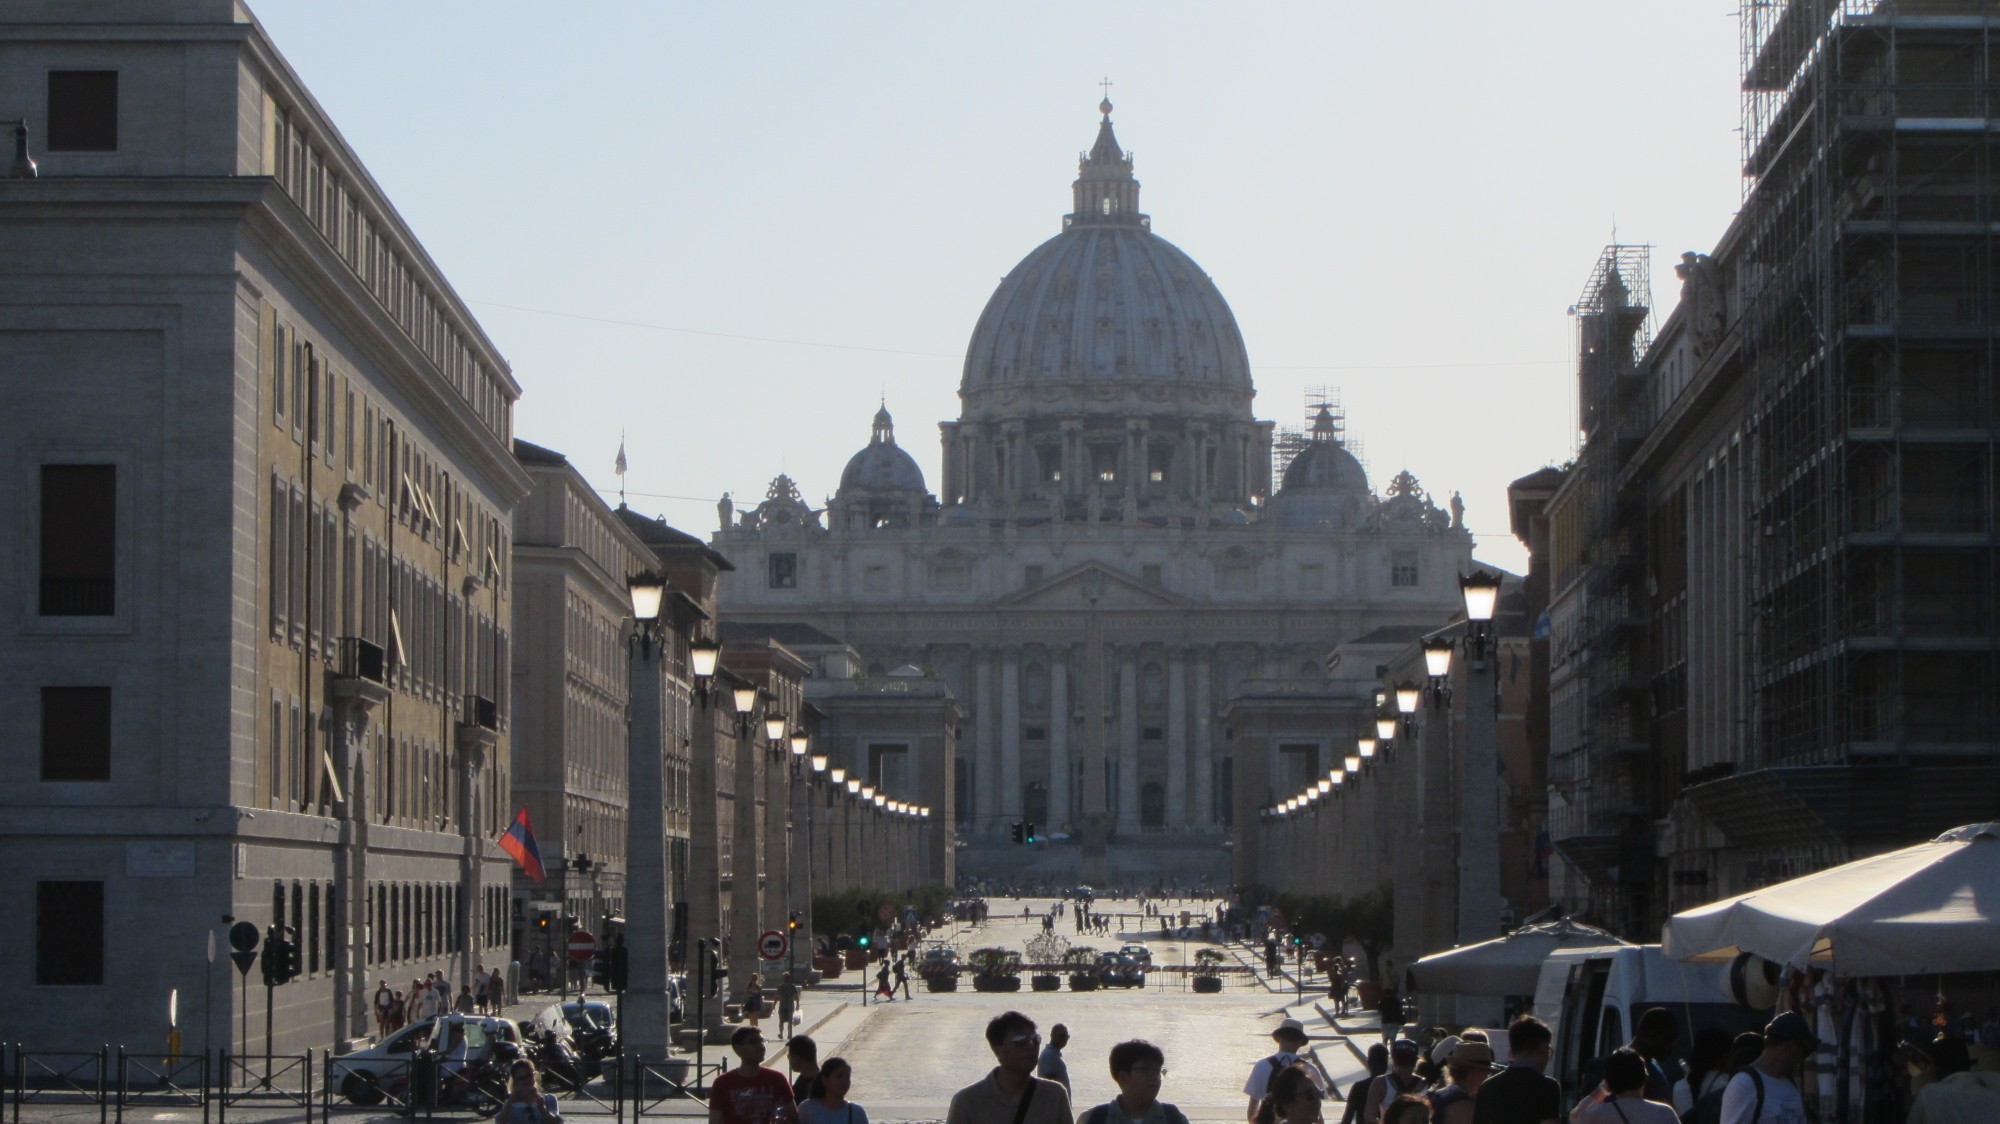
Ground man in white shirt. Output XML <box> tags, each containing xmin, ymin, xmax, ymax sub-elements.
<box><xmin>1244</xmin><ymin>1019</ymin><xmax>1317</xmax><ymax>1122</ymax></box>
<box><xmin>1718</xmin><ymin>1012</ymin><xmax>1814</xmax><ymax>1124</ymax></box>
<box><xmin>1036</xmin><ymin>1024</ymin><xmax>1071</xmax><ymax>1095</ymax></box>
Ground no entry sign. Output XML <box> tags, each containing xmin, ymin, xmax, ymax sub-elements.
<box><xmin>567</xmin><ymin>931</ymin><xmax>598</xmax><ymax>962</ymax></box>
<box><xmin>758</xmin><ymin>929</ymin><xmax>788</xmax><ymax>960</ymax></box>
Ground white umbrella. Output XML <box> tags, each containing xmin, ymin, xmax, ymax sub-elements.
<box><xmin>1408</xmin><ymin>918</ymin><xmax>1629</xmax><ymax>995</ymax></box>
<box><xmin>1662</xmin><ymin>821</ymin><xmax>2000</xmax><ymax>976</ymax></box>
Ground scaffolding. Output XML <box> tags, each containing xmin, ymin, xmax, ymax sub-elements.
<box><xmin>1271</xmin><ymin>386</ymin><xmax>1367</xmax><ymax>482</ymax></box>
<box><xmin>1738</xmin><ymin>0</ymin><xmax>2000</xmax><ymax>774</ymax></box>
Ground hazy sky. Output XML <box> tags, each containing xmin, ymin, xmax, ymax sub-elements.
<box><xmin>250</xmin><ymin>1</ymin><xmax>1746</xmax><ymax>573</ymax></box>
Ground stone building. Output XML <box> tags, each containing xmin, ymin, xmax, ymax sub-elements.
<box><xmin>0</xmin><ymin>1</ymin><xmax>528</xmax><ymax>1052</ymax></box>
<box><xmin>719</xmin><ymin>101</ymin><xmax>1473</xmax><ymax>885</ymax></box>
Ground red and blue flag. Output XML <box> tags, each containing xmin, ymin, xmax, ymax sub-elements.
<box><xmin>499</xmin><ymin>806</ymin><xmax>546</xmax><ymax>882</ymax></box>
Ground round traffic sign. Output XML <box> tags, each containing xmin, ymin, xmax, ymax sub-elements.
<box><xmin>567</xmin><ymin>931</ymin><xmax>598</xmax><ymax>962</ymax></box>
<box><xmin>875</xmin><ymin>903</ymin><xmax>893</xmax><ymax>924</ymax></box>
<box><xmin>228</xmin><ymin>921</ymin><xmax>261</xmax><ymax>953</ymax></box>
<box><xmin>1310</xmin><ymin>932</ymin><xmax>1327</xmax><ymax>950</ymax></box>
<box><xmin>758</xmin><ymin>930</ymin><xmax>788</xmax><ymax>960</ymax></box>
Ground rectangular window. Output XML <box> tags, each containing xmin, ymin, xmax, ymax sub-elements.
<box><xmin>36</xmin><ymin>881</ymin><xmax>104</xmax><ymax>985</ymax></box>
<box><xmin>1391</xmin><ymin>550</ymin><xmax>1420</xmax><ymax>588</ymax></box>
<box><xmin>40</xmin><ymin>464</ymin><xmax>116</xmax><ymax>616</ymax></box>
<box><xmin>768</xmin><ymin>553</ymin><xmax>797</xmax><ymax>589</ymax></box>
<box><xmin>46</xmin><ymin>71</ymin><xmax>118</xmax><ymax>152</ymax></box>
<box><xmin>272</xmin><ymin>322</ymin><xmax>287</xmax><ymax>428</ymax></box>
<box><xmin>41</xmin><ymin>686</ymin><xmax>111</xmax><ymax>781</ymax></box>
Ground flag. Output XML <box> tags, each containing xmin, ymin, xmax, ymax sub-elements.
<box><xmin>614</xmin><ymin>434</ymin><xmax>627</xmax><ymax>477</ymax></box>
<box><xmin>499</xmin><ymin>806</ymin><xmax>546</xmax><ymax>882</ymax></box>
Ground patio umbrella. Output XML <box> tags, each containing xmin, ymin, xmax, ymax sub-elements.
<box><xmin>1407</xmin><ymin>918</ymin><xmax>1629</xmax><ymax>995</ymax></box>
<box><xmin>1662</xmin><ymin>821</ymin><xmax>2000</xmax><ymax>976</ymax></box>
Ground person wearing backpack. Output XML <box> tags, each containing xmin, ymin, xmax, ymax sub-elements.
<box><xmin>1076</xmin><ymin>1040</ymin><xmax>1190</xmax><ymax>1124</ymax></box>
<box><xmin>1363</xmin><ymin>1040</ymin><xmax>1429</xmax><ymax>1124</ymax></box>
<box><xmin>1244</xmin><ymin>1020</ymin><xmax>1320</xmax><ymax>1122</ymax></box>
<box><xmin>1718</xmin><ymin>1013</ymin><xmax>1814</xmax><ymax>1124</ymax></box>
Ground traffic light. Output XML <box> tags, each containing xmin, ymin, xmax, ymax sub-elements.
<box><xmin>590</xmin><ymin>948</ymin><xmax>611</xmax><ymax>989</ymax></box>
<box><xmin>787</xmin><ymin>910</ymin><xmax>801</xmax><ymax>933</ymax></box>
<box><xmin>856</xmin><ymin>932</ymin><xmax>872</xmax><ymax>950</ymax></box>
<box><xmin>260</xmin><ymin>925</ymin><xmax>301</xmax><ymax>985</ymax></box>
<box><xmin>1009</xmin><ymin>821</ymin><xmax>1024</xmax><ymax>844</ymax></box>
<box><xmin>285</xmin><ymin>927</ymin><xmax>303</xmax><ymax>981</ymax></box>
<box><xmin>1023</xmin><ymin>821</ymin><xmax>1037</xmax><ymax>844</ymax></box>
<box><xmin>536</xmin><ymin>915</ymin><xmax>550</xmax><ymax>932</ymax></box>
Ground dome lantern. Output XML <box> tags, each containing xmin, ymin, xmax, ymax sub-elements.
<box><xmin>1066</xmin><ymin>96</ymin><xmax>1147</xmax><ymax>231</ymax></box>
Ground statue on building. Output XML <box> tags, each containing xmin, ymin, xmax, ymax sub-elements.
<box><xmin>717</xmin><ymin>491</ymin><xmax>733</xmax><ymax>531</ymax></box>
<box><xmin>1676</xmin><ymin>251</ymin><xmax>1726</xmax><ymax>357</ymax></box>
<box><xmin>1450</xmin><ymin>491</ymin><xmax>1464</xmax><ymax>529</ymax></box>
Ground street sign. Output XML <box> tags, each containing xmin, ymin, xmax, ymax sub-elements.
<box><xmin>758</xmin><ymin>930</ymin><xmax>788</xmax><ymax>960</ymax></box>
<box><xmin>1310</xmin><ymin>932</ymin><xmax>1327</xmax><ymax>950</ymax></box>
<box><xmin>227</xmin><ymin>920</ymin><xmax>260</xmax><ymax>975</ymax></box>
<box><xmin>875</xmin><ymin>903</ymin><xmax>893</xmax><ymax>924</ymax></box>
<box><xmin>567</xmin><ymin>931</ymin><xmax>598</xmax><ymax>963</ymax></box>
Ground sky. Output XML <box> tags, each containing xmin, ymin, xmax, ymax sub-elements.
<box><xmin>249</xmin><ymin>1</ymin><xmax>1748</xmax><ymax>574</ymax></box>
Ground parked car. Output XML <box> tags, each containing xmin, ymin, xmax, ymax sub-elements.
<box><xmin>331</xmin><ymin>1013</ymin><xmax>522</xmax><ymax>1105</ymax></box>
<box><xmin>1119</xmin><ymin>942</ymin><xmax>1153</xmax><ymax>966</ymax></box>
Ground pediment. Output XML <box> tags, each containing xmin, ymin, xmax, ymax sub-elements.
<box><xmin>997</xmin><ymin>562</ymin><xmax>1188</xmax><ymax>609</ymax></box>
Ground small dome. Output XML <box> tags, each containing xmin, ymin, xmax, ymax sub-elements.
<box><xmin>1280</xmin><ymin>440</ymin><xmax>1371</xmax><ymax>495</ymax></box>
<box><xmin>837</xmin><ymin>407</ymin><xmax>927</xmax><ymax>496</ymax></box>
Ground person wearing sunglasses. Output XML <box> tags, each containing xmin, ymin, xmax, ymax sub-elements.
<box><xmin>945</xmin><ymin>1011</ymin><xmax>1072</xmax><ymax>1124</ymax></box>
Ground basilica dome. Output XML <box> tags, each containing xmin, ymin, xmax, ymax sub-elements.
<box><xmin>838</xmin><ymin>406</ymin><xmax>926</xmax><ymax>495</ymax></box>
<box><xmin>1269</xmin><ymin>405</ymin><xmax>1373</xmax><ymax>529</ymax></box>
<box><xmin>959</xmin><ymin>101</ymin><xmax>1253</xmax><ymax>421</ymax></box>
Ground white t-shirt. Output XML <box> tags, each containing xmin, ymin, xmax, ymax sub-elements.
<box><xmin>1718</xmin><ymin>1069</ymin><xmax>1806</xmax><ymax>1124</ymax></box>
<box><xmin>1243</xmin><ymin>1053</ymin><xmax>1299</xmax><ymax>1101</ymax></box>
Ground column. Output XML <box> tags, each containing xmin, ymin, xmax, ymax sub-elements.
<box><xmin>728</xmin><ymin>720</ymin><xmax>761</xmax><ymax>1011</ymax></box>
<box><xmin>686</xmin><ymin>696</ymin><xmax>726</xmax><ymax>1028</ymax></box>
<box><xmin>1166</xmin><ymin>647</ymin><xmax>1188</xmax><ymax>829</ymax></box>
<box><xmin>975</xmin><ymin>649</ymin><xmax>998</xmax><ymax>828</ymax></box>
<box><xmin>1048</xmin><ymin>651</ymin><xmax>1070</xmax><ymax>830</ymax></box>
<box><xmin>1000</xmin><ymin>647</ymin><xmax>1022</xmax><ymax>820</ymax></box>
<box><xmin>1193</xmin><ymin>648</ymin><xmax>1214</xmax><ymax>828</ymax></box>
<box><xmin>1117</xmin><ymin>647</ymin><xmax>1139</xmax><ymax>832</ymax></box>
<box><xmin>622</xmin><ymin>641</ymin><xmax>673</xmax><ymax>1059</ymax></box>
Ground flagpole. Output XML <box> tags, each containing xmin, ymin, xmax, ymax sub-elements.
<box><xmin>615</xmin><ymin>432</ymin><xmax>628</xmax><ymax>507</ymax></box>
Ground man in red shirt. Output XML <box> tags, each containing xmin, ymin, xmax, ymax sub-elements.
<box><xmin>710</xmin><ymin>1027</ymin><xmax>797</xmax><ymax>1124</ymax></box>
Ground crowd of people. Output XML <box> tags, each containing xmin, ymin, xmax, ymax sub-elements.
<box><xmin>369</xmin><ymin>965</ymin><xmax>509</xmax><ymax>1036</ymax></box>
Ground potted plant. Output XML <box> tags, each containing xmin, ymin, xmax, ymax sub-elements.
<box><xmin>1025</xmin><ymin>933</ymin><xmax>1066</xmax><ymax>992</ymax></box>
<box><xmin>920</xmin><ymin>952</ymin><xmax>959</xmax><ymax>992</ymax></box>
<box><xmin>968</xmin><ymin>946</ymin><xmax>1023</xmax><ymax>992</ymax></box>
<box><xmin>1192</xmin><ymin>948</ymin><xmax>1226</xmax><ymax>993</ymax></box>
<box><xmin>1064</xmin><ymin>946</ymin><xmax>1101</xmax><ymax>991</ymax></box>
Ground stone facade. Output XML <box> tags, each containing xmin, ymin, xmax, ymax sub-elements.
<box><xmin>719</xmin><ymin>104</ymin><xmax>1472</xmax><ymax>883</ymax></box>
<box><xmin>0</xmin><ymin>0</ymin><xmax>529</xmax><ymax>1053</ymax></box>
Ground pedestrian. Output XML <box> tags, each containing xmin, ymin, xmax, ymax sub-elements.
<box><xmin>743</xmin><ymin>973</ymin><xmax>765</xmax><ymax>1028</ymax></box>
<box><xmin>1254</xmin><ymin>1064</ymin><xmax>1326</xmax><ymax>1124</ymax></box>
<box><xmin>874</xmin><ymin>959</ymin><xmax>893</xmax><ymax>1002</ymax></box>
<box><xmin>798</xmin><ymin>1057</ymin><xmax>868</xmax><ymax>1124</ymax></box>
<box><xmin>1378</xmin><ymin>989</ymin><xmax>1407</xmax><ymax>1044</ymax></box>
<box><xmin>1717</xmin><ymin>1011</ymin><xmax>1815</xmax><ymax>1124</ymax></box>
<box><xmin>387</xmin><ymin>990</ymin><xmax>407</xmax><ymax>1033</ymax></box>
<box><xmin>1567</xmin><ymin>1049</ymin><xmax>1676</xmax><ymax>1124</ymax></box>
<box><xmin>787</xmin><ymin>1035</ymin><xmax>821</xmax><ymax>1102</ymax></box>
<box><xmin>1473</xmin><ymin>1016</ymin><xmax>1561</xmax><ymax>1124</ymax></box>
<box><xmin>489</xmin><ymin>966</ymin><xmax>507</xmax><ymax>1013</ymax></box>
<box><xmin>1381</xmin><ymin>1095</ymin><xmax>1431</xmax><ymax>1124</ymax></box>
<box><xmin>1341</xmin><ymin>1045</ymin><xmax>1390</xmax><ymax>1124</ymax></box>
<box><xmin>709</xmin><ymin>1027</ymin><xmax>797</xmax><ymax>1124</ymax></box>
<box><xmin>777</xmin><ymin>972</ymin><xmax>798</xmax><ymax>1037</ymax></box>
<box><xmin>1244</xmin><ymin>1019</ymin><xmax>1318</xmax><ymax>1122</ymax></box>
<box><xmin>893</xmin><ymin>956</ymin><xmax>912</xmax><ymax>999</ymax></box>
<box><xmin>1077</xmin><ymin>1039</ymin><xmax>1189</xmax><ymax>1124</ymax></box>
<box><xmin>475</xmin><ymin>964</ymin><xmax>490</xmax><ymax>1013</ymax></box>
<box><xmin>1907</xmin><ymin>1034</ymin><xmax>2000</xmax><ymax>1123</ymax></box>
<box><xmin>943</xmin><ymin>1011</ymin><xmax>1072</xmax><ymax>1124</ymax></box>
<box><xmin>499</xmin><ymin>1058</ymin><xmax>563</xmax><ymax>1124</ymax></box>
<box><xmin>1625</xmin><ymin>1008</ymin><xmax>1679</xmax><ymax>1103</ymax></box>
<box><xmin>1428</xmin><ymin>1041</ymin><xmax>1498</xmax><ymax>1124</ymax></box>
<box><xmin>374</xmin><ymin>980</ymin><xmax>393</xmax><ymax>1036</ymax></box>
<box><xmin>1362</xmin><ymin>1040</ymin><xmax>1427</xmax><ymax>1124</ymax></box>
<box><xmin>1671</xmin><ymin>1029</ymin><xmax>1734</xmax><ymax>1121</ymax></box>
<box><xmin>1036</xmin><ymin>1024</ymin><xmax>1071</xmax><ymax>1095</ymax></box>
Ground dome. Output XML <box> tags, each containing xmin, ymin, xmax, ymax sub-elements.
<box><xmin>838</xmin><ymin>406</ymin><xmax>926</xmax><ymax>495</ymax></box>
<box><xmin>1281</xmin><ymin>440</ymin><xmax>1370</xmax><ymax>495</ymax></box>
<box><xmin>958</xmin><ymin>102</ymin><xmax>1252</xmax><ymax>421</ymax></box>
<box><xmin>1269</xmin><ymin>405</ymin><xmax>1373</xmax><ymax>529</ymax></box>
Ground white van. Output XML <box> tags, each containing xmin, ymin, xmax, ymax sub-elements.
<box><xmin>1532</xmin><ymin>944</ymin><xmax>1767</xmax><ymax>1095</ymax></box>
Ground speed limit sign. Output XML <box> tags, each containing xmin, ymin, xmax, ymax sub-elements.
<box><xmin>758</xmin><ymin>929</ymin><xmax>788</xmax><ymax>960</ymax></box>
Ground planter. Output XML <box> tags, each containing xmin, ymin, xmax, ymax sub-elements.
<box><xmin>924</xmin><ymin>974</ymin><xmax>959</xmax><ymax>992</ymax></box>
<box><xmin>813</xmin><ymin>955</ymin><xmax>844</xmax><ymax>979</ymax></box>
<box><xmin>1356</xmin><ymin>979</ymin><xmax>1383</xmax><ymax>1009</ymax></box>
<box><xmin>1192</xmin><ymin>975</ymin><xmax>1224</xmax><ymax>993</ymax></box>
<box><xmin>1030</xmin><ymin>974</ymin><xmax>1062</xmax><ymax>992</ymax></box>
<box><xmin>845</xmin><ymin>949</ymin><xmax>867</xmax><ymax>971</ymax></box>
<box><xmin>1068</xmin><ymin>973</ymin><xmax>1099</xmax><ymax>991</ymax></box>
<box><xmin>972</xmin><ymin>975</ymin><xmax>1022</xmax><ymax>992</ymax></box>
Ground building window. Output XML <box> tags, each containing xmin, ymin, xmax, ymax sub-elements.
<box><xmin>46</xmin><ymin>71</ymin><xmax>118</xmax><ymax>152</ymax></box>
<box><xmin>1391</xmin><ymin>550</ymin><xmax>1420</xmax><ymax>587</ymax></box>
<box><xmin>768</xmin><ymin>553</ymin><xmax>797</xmax><ymax>589</ymax></box>
<box><xmin>36</xmin><ymin>881</ymin><xmax>104</xmax><ymax>985</ymax></box>
<box><xmin>40</xmin><ymin>465</ymin><xmax>116</xmax><ymax>616</ymax></box>
<box><xmin>41</xmin><ymin>686</ymin><xmax>111</xmax><ymax>782</ymax></box>
<box><xmin>1025</xmin><ymin>726</ymin><xmax>1046</xmax><ymax>741</ymax></box>
<box><xmin>1142</xmin><ymin>726</ymin><xmax>1163</xmax><ymax>740</ymax></box>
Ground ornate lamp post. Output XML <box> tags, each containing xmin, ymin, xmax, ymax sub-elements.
<box><xmin>622</xmin><ymin>570</ymin><xmax>676</xmax><ymax>1064</ymax></box>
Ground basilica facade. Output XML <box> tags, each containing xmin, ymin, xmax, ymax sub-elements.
<box><xmin>717</xmin><ymin>102</ymin><xmax>1473</xmax><ymax>879</ymax></box>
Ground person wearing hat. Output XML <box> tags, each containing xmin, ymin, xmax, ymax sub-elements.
<box><xmin>1363</xmin><ymin>1039</ymin><xmax>1430</xmax><ymax>1124</ymax></box>
<box><xmin>1245</xmin><ymin>1019</ymin><xmax>1322</xmax><ymax>1122</ymax></box>
<box><xmin>1717</xmin><ymin>1011</ymin><xmax>1814</xmax><ymax>1124</ymax></box>
<box><xmin>1427</xmin><ymin>1040</ymin><xmax>1498</xmax><ymax>1124</ymax></box>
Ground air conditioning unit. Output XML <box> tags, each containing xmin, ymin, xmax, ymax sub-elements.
<box><xmin>466</xmin><ymin>694</ymin><xmax>498</xmax><ymax>731</ymax></box>
<box><xmin>341</xmin><ymin>638</ymin><xmax>387</xmax><ymax>684</ymax></box>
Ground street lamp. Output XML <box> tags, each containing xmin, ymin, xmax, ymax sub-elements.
<box><xmin>846</xmin><ymin>779</ymin><xmax>861</xmax><ymax>795</ymax></box>
<box><xmin>829</xmin><ymin>767</ymin><xmax>846</xmax><ymax>785</ymax></box>
<box><xmin>621</xmin><ymin>568</ymin><xmax>677</xmax><ymax>1062</ymax></box>
<box><xmin>1423</xmin><ymin>636</ymin><xmax>1455</xmax><ymax>709</ymax></box>
<box><xmin>690</xmin><ymin>639</ymin><xmax>721</xmax><ymax>681</ymax></box>
<box><xmin>1376</xmin><ymin>714</ymin><xmax>1398</xmax><ymax>743</ymax></box>
<box><xmin>1330</xmin><ymin>769</ymin><xmax>1344</xmax><ymax>787</ymax></box>
<box><xmin>1358</xmin><ymin>736</ymin><xmax>1377</xmax><ymax>760</ymax></box>
<box><xmin>1395</xmin><ymin>680</ymin><xmax>1421</xmax><ymax>736</ymax></box>
<box><xmin>1344</xmin><ymin>753</ymin><xmax>1362</xmax><ymax>774</ymax></box>
<box><xmin>790</xmin><ymin>731</ymin><xmax>809</xmax><ymax>758</ymax></box>
<box><xmin>810</xmin><ymin>754</ymin><xmax>828</xmax><ymax>773</ymax></box>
